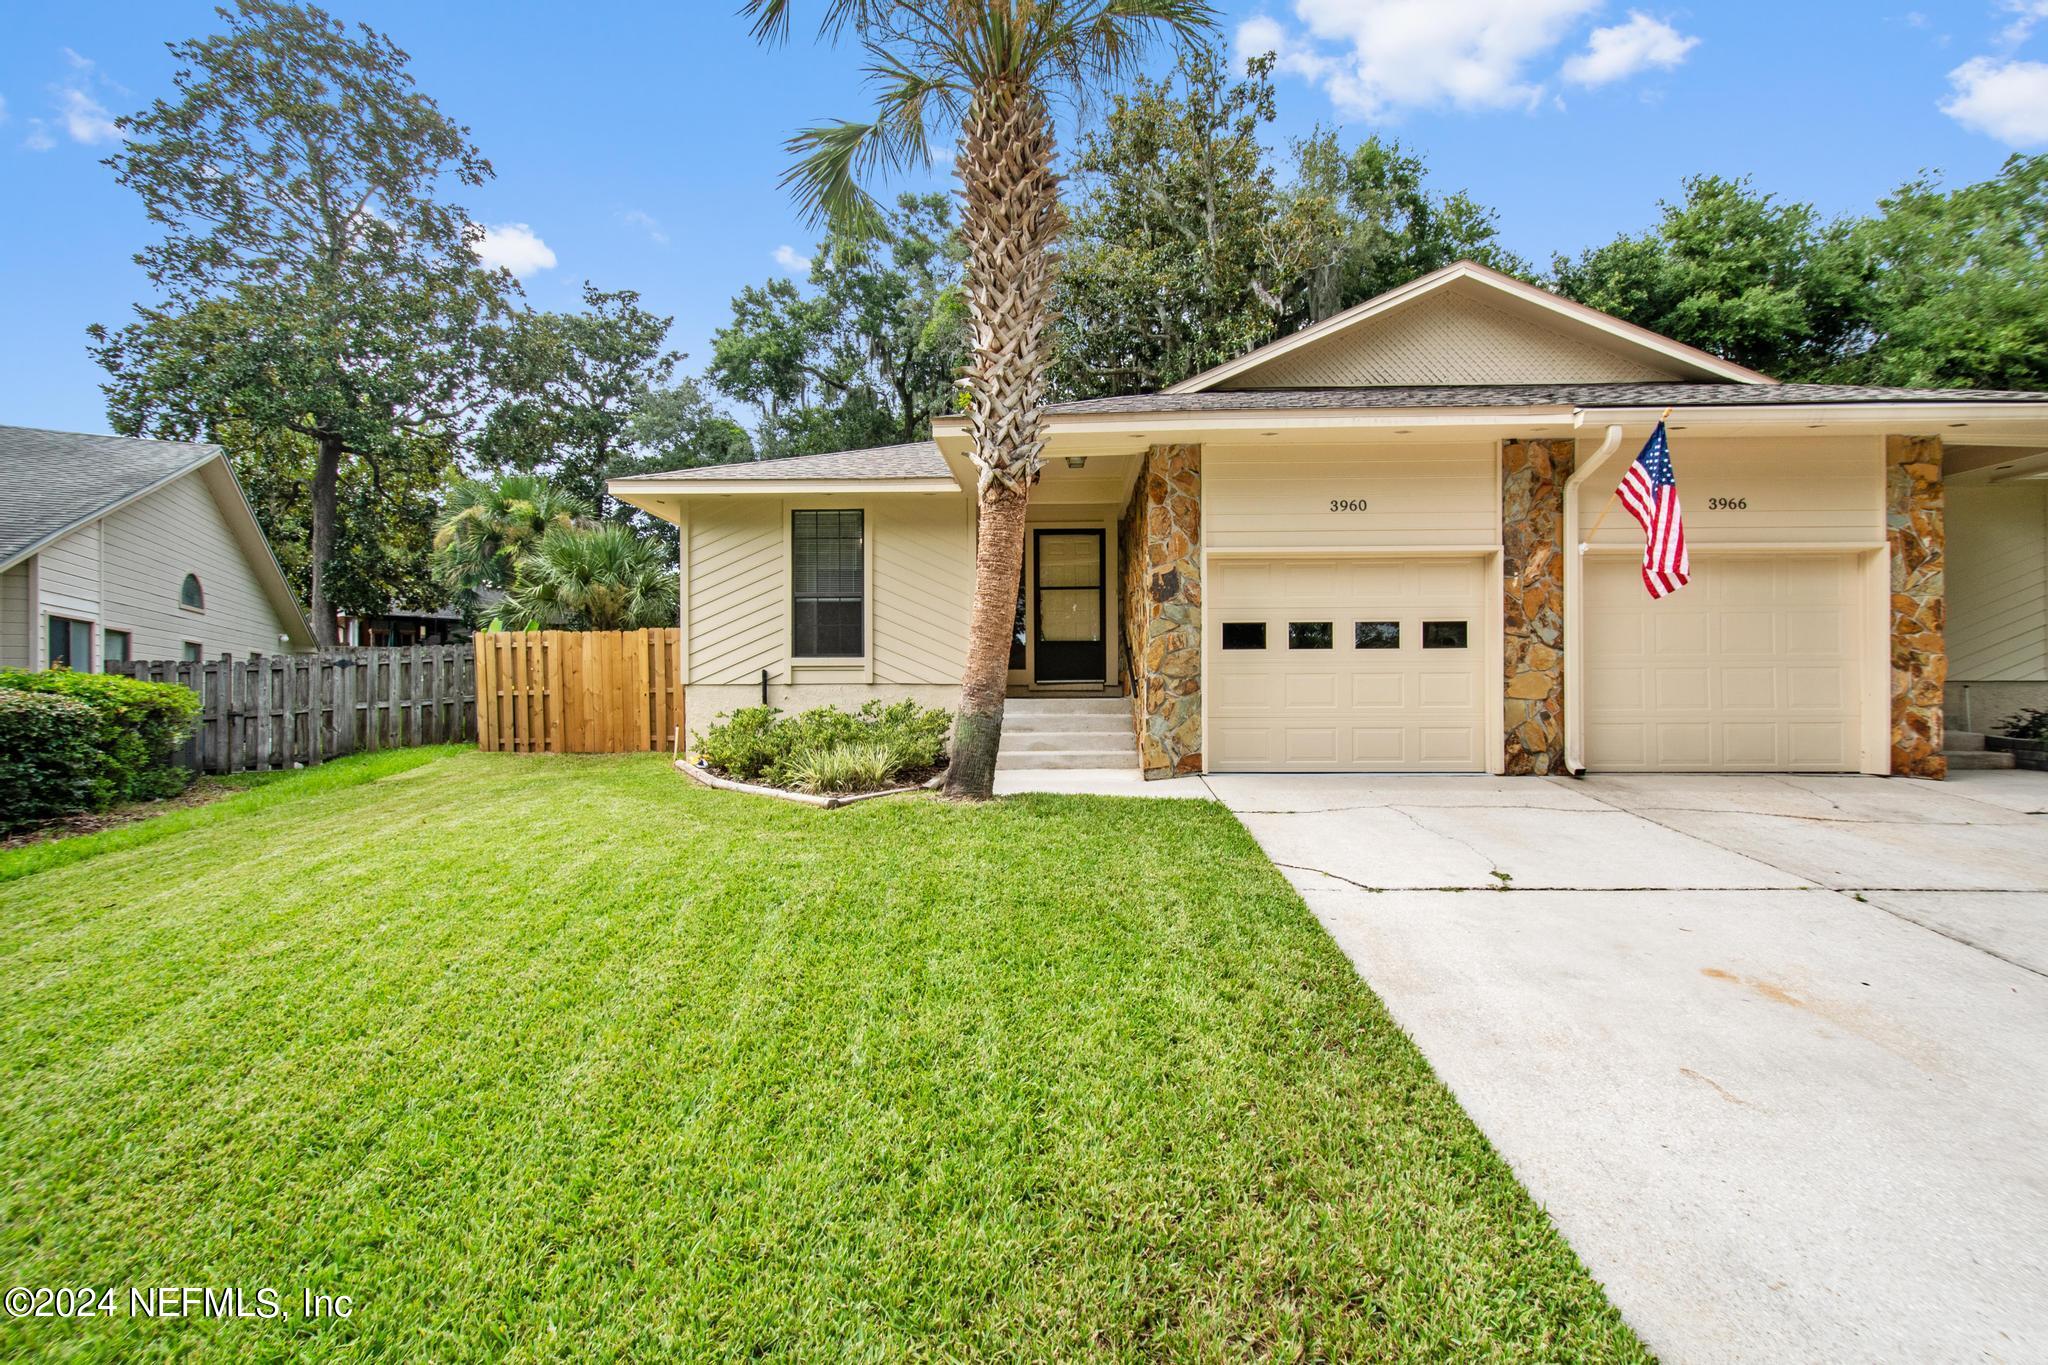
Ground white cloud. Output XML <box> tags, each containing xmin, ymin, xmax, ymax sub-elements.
<box><xmin>1236</xmin><ymin>0</ymin><xmax>1605</xmax><ymax>118</ymax></box>
<box><xmin>23</xmin><ymin>120</ymin><xmax>56</xmax><ymax>151</ymax></box>
<box><xmin>1562</xmin><ymin>12</ymin><xmax>1699</xmax><ymax>86</ymax></box>
<box><xmin>1941</xmin><ymin>56</ymin><xmax>2048</xmax><ymax>146</ymax></box>
<box><xmin>471</xmin><ymin>223</ymin><xmax>557</xmax><ymax>277</ymax></box>
<box><xmin>772</xmin><ymin>244</ymin><xmax>811</xmax><ymax>273</ymax></box>
<box><xmin>2000</xmin><ymin>1</ymin><xmax>2048</xmax><ymax>46</ymax></box>
<box><xmin>58</xmin><ymin>87</ymin><xmax>118</xmax><ymax>143</ymax></box>
<box><xmin>621</xmin><ymin>209</ymin><xmax>669</xmax><ymax>245</ymax></box>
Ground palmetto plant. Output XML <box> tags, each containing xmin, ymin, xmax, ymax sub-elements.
<box><xmin>431</xmin><ymin>473</ymin><xmax>592</xmax><ymax>620</ymax></box>
<box><xmin>500</xmin><ymin>523</ymin><xmax>679</xmax><ymax>633</ymax></box>
<box><xmin>744</xmin><ymin>0</ymin><xmax>1215</xmax><ymax>800</ymax></box>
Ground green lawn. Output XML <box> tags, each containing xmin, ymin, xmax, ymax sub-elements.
<box><xmin>0</xmin><ymin>751</ymin><xmax>1647</xmax><ymax>1361</ymax></box>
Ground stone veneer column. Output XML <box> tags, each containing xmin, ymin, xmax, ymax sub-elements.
<box><xmin>1887</xmin><ymin>434</ymin><xmax>1947</xmax><ymax>779</ymax></box>
<box><xmin>1119</xmin><ymin>444</ymin><xmax>1202</xmax><ymax>778</ymax></box>
<box><xmin>1501</xmin><ymin>438</ymin><xmax>1574</xmax><ymax>775</ymax></box>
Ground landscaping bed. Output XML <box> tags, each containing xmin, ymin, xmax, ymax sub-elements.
<box><xmin>0</xmin><ymin>750</ymin><xmax>1646</xmax><ymax>1361</ymax></box>
<box><xmin>690</xmin><ymin>699</ymin><xmax>951</xmax><ymax>797</ymax></box>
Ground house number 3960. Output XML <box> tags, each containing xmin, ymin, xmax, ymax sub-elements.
<box><xmin>1329</xmin><ymin>498</ymin><xmax>1370</xmax><ymax>512</ymax></box>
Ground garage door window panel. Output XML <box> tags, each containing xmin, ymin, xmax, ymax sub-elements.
<box><xmin>1221</xmin><ymin>622</ymin><xmax>1266</xmax><ymax>650</ymax></box>
<box><xmin>1422</xmin><ymin>620</ymin><xmax>1469</xmax><ymax>649</ymax></box>
<box><xmin>1288</xmin><ymin>622</ymin><xmax>1334</xmax><ymax>649</ymax></box>
<box><xmin>1354</xmin><ymin>621</ymin><xmax>1400</xmax><ymax>649</ymax></box>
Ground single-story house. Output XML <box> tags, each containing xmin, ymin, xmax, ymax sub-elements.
<box><xmin>611</xmin><ymin>261</ymin><xmax>2048</xmax><ymax>780</ymax></box>
<box><xmin>0</xmin><ymin>425</ymin><xmax>315</xmax><ymax>671</ymax></box>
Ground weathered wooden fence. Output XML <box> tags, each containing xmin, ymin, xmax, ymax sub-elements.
<box><xmin>475</xmin><ymin>629</ymin><xmax>683</xmax><ymax>754</ymax></box>
<box><xmin>114</xmin><ymin>646</ymin><xmax>475</xmax><ymax>774</ymax></box>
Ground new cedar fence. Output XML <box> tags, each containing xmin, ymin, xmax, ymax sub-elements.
<box><xmin>475</xmin><ymin>628</ymin><xmax>684</xmax><ymax>755</ymax></box>
<box><xmin>114</xmin><ymin>646</ymin><xmax>475</xmax><ymax>774</ymax></box>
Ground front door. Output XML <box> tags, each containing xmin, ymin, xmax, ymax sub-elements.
<box><xmin>1033</xmin><ymin>529</ymin><xmax>1106</xmax><ymax>683</ymax></box>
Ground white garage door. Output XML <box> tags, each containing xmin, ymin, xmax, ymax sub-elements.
<box><xmin>1209</xmin><ymin>556</ymin><xmax>1488</xmax><ymax>772</ymax></box>
<box><xmin>1584</xmin><ymin>552</ymin><xmax>1866</xmax><ymax>772</ymax></box>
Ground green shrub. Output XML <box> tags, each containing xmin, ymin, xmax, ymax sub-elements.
<box><xmin>786</xmin><ymin>741</ymin><xmax>900</xmax><ymax>795</ymax></box>
<box><xmin>0</xmin><ymin>690</ymin><xmax>112</xmax><ymax>831</ymax></box>
<box><xmin>693</xmin><ymin>700</ymin><xmax>951</xmax><ymax>789</ymax></box>
<box><xmin>1998</xmin><ymin>708</ymin><xmax>2048</xmax><ymax>742</ymax></box>
<box><xmin>0</xmin><ymin>669</ymin><xmax>201</xmax><ymax>803</ymax></box>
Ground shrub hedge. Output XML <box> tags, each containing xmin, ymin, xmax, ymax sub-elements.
<box><xmin>694</xmin><ymin>700</ymin><xmax>951</xmax><ymax>792</ymax></box>
<box><xmin>0</xmin><ymin>691</ymin><xmax>110</xmax><ymax>831</ymax></box>
<box><xmin>0</xmin><ymin>669</ymin><xmax>202</xmax><ymax>830</ymax></box>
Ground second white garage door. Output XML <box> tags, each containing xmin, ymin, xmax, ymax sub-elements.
<box><xmin>1584</xmin><ymin>552</ymin><xmax>1868</xmax><ymax>772</ymax></box>
<box><xmin>1208</xmin><ymin>556</ymin><xmax>1489</xmax><ymax>772</ymax></box>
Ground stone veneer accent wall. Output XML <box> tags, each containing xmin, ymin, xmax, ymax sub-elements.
<box><xmin>1888</xmin><ymin>434</ymin><xmax>1947</xmax><ymax>779</ymax></box>
<box><xmin>1501</xmin><ymin>438</ymin><xmax>1574</xmax><ymax>775</ymax></box>
<box><xmin>1119</xmin><ymin>444</ymin><xmax>1203</xmax><ymax>778</ymax></box>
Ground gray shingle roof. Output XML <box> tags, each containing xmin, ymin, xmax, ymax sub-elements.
<box><xmin>0</xmin><ymin>425</ymin><xmax>221</xmax><ymax>568</ymax></box>
<box><xmin>616</xmin><ymin>440</ymin><xmax>949</xmax><ymax>483</ymax></box>
<box><xmin>1045</xmin><ymin>382</ymin><xmax>2048</xmax><ymax>416</ymax></box>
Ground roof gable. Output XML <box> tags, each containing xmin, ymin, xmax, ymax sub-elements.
<box><xmin>1169</xmin><ymin>261</ymin><xmax>1774</xmax><ymax>393</ymax></box>
<box><xmin>0</xmin><ymin>425</ymin><xmax>314</xmax><ymax>647</ymax></box>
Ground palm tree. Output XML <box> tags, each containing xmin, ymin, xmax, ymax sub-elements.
<box><xmin>744</xmin><ymin>0</ymin><xmax>1215</xmax><ymax>800</ymax></box>
<box><xmin>501</xmin><ymin>523</ymin><xmax>679</xmax><ymax>632</ymax></box>
<box><xmin>431</xmin><ymin>473</ymin><xmax>592</xmax><ymax>621</ymax></box>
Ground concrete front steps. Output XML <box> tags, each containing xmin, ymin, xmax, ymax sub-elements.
<box><xmin>997</xmin><ymin>697</ymin><xmax>1139</xmax><ymax>771</ymax></box>
<box><xmin>1944</xmin><ymin>731</ymin><xmax>2015</xmax><ymax>770</ymax></box>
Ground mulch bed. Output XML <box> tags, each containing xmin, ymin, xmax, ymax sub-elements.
<box><xmin>0</xmin><ymin>778</ymin><xmax>248</xmax><ymax>851</ymax></box>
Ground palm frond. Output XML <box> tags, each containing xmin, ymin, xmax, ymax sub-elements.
<box><xmin>781</xmin><ymin>65</ymin><xmax>957</xmax><ymax>227</ymax></box>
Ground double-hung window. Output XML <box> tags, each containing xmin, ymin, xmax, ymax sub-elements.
<box><xmin>792</xmin><ymin>510</ymin><xmax>864</xmax><ymax>658</ymax></box>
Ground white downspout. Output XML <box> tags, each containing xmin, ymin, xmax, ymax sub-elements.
<box><xmin>1563</xmin><ymin>419</ymin><xmax>1627</xmax><ymax>776</ymax></box>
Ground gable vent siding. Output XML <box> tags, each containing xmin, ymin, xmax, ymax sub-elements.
<box><xmin>1220</xmin><ymin>290</ymin><xmax>1685</xmax><ymax>390</ymax></box>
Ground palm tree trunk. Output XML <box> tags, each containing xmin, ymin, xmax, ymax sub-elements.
<box><xmin>943</xmin><ymin>79</ymin><xmax>1063</xmax><ymax>801</ymax></box>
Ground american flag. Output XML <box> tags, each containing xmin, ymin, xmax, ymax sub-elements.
<box><xmin>1616</xmin><ymin>422</ymin><xmax>1690</xmax><ymax>599</ymax></box>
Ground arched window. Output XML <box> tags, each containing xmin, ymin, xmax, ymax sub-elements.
<box><xmin>180</xmin><ymin>573</ymin><xmax>205</xmax><ymax>611</ymax></box>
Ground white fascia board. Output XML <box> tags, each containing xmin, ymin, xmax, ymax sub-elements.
<box><xmin>607</xmin><ymin>478</ymin><xmax>961</xmax><ymax>497</ymax></box>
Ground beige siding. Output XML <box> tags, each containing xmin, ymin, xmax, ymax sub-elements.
<box><xmin>1948</xmin><ymin>483</ymin><xmax>2048</xmax><ymax>682</ymax></box>
<box><xmin>0</xmin><ymin>563</ymin><xmax>29</xmax><ymax>668</ymax></box>
<box><xmin>685</xmin><ymin>498</ymin><xmax>786</xmax><ymax>685</ymax></box>
<box><xmin>1220</xmin><ymin>288</ymin><xmax>1683</xmax><ymax>389</ymax></box>
<box><xmin>99</xmin><ymin>471</ymin><xmax>292</xmax><ymax>661</ymax></box>
<box><xmin>37</xmin><ymin>522</ymin><xmax>101</xmax><ymax>620</ymax></box>
<box><xmin>872</xmin><ymin>498</ymin><xmax>972</xmax><ymax>684</ymax></box>
<box><xmin>683</xmin><ymin>493</ymin><xmax>974</xmax><ymax>691</ymax></box>
<box><xmin>1578</xmin><ymin>435</ymin><xmax>1884</xmax><ymax>550</ymax></box>
<box><xmin>1206</xmin><ymin>441</ymin><xmax>1498</xmax><ymax>549</ymax></box>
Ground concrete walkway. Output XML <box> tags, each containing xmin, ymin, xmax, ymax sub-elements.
<box><xmin>1196</xmin><ymin>768</ymin><xmax>2048</xmax><ymax>1364</ymax></box>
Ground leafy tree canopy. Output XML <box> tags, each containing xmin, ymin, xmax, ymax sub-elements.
<box><xmin>1550</xmin><ymin>174</ymin><xmax>1869</xmax><ymax>379</ymax></box>
<box><xmin>1052</xmin><ymin>47</ymin><xmax>1523</xmax><ymax>398</ymax></box>
<box><xmin>1837</xmin><ymin>154</ymin><xmax>2048</xmax><ymax>390</ymax></box>
<box><xmin>476</xmin><ymin>283</ymin><xmax>683</xmax><ymax>515</ymax></box>
<box><xmin>708</xmin><ymin>192</ymin><xmax>965</xmax><ymax>457</ymax></box>
<box><xmin>88</xmin><ymin>0</ymin><xmax>512</xmax><ymax>642</ymax></box>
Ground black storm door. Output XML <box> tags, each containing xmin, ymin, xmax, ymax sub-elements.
<box><xmin>1032</xmin><ymin>530</ymin><xmax>1105</xmax><ymax>683</ymax></box>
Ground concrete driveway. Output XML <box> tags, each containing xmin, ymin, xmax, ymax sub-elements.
<box><xmin>1203</xmin><ymin>768</ymin><xmax>2048</xmax><ymax>1365</ymax></box>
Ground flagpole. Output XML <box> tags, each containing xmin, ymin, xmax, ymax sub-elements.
<box><xmin>1578</xmin><ymin>408</ymin><xmax>1671</xmax><ymax>553</ymax></box>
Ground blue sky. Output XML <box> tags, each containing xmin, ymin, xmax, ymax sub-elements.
<box><xmin>2</xmin><ymin>2</ymin><xmax>2044</xmax><ymax>437</ymax></box>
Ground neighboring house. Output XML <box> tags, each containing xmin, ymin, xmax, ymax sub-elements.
<box><xmin>338</xmin><ymin>604</ymin><xmax>469</xmax><ymax>647</ymax></box>
<box><xmin>0</xmin><ymin>425</ymin><xmax>315</xmax><ymax>671</ymax></box>
<box><xmin>612</xmin><ymin>261</ymin><xmax>2048</xmax><ymax>780</ymax></box>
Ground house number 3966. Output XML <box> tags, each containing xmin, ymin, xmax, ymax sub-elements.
<box><xmin>1707</xmin><ymin>496</ymin><xmax>1748</xmax><ymax>510</ymax></box>
<box><xmin>1329</xmin><ymin>498</ymin><xmax>1370</xmax><ymax>512</ymax></box>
